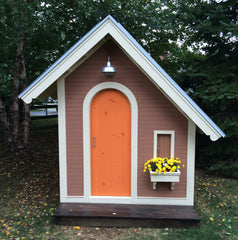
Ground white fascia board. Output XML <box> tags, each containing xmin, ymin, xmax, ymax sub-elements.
<box><xmin>107</xmin><ymin>20</ymin><xmax>225</xmax><ymax>141</ymax></box>
<box><xmin>19</xmin><ymin>15</ymin><xmax>225</xmax><ymax>141</ymax></box>
<box><xmin>18</xmin><ymin>16</ymin><xmax>114</xmax><ymax>104</ymax></box>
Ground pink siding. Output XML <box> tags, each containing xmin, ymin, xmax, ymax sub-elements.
<box><xmin>65</xmin><ymin>40</ymin><xmax>188</xmax><ymax>198</ymax></box>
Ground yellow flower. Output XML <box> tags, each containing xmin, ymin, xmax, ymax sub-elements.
<box><xmin>143</xmin><ymin>157</ymin><xmax>182</xmax><ymax>173</ymax></box>
<box><xmin>74</xmin><ymin>226</ymin><xmax>80</xmax><ymax>230</ymax></box>
<box><xmin>210</xmin><ymin>217</ymin><xmax>214</xmax><ymax>221</ymax></box>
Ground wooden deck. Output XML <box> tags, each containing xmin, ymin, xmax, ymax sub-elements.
<box><xmin>54</xmin><ymin>203</ymin><xmax>201</xmax><ymax>227</ymax></box>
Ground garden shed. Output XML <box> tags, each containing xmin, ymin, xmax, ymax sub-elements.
<box><xmin>19</xmin><ymin>15</ymin><xmax>225</xmax><ymax>226</ymax></box>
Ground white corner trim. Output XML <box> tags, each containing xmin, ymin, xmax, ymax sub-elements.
<box><xmin>82</xmin><ymin>82</ymin><xmax>138</xmax><ymax>202</ymax></box>
<box><xmin>57</xmin><ymin>78</ymin><xmax>68</xmax><ymax>202</ymax></box>
<box><xmin>153</xmin><ymin>130</ymin><xmax>175</xmax><ymax>158</ymax></box>
<box><xmin>186</xmin><ymin>120</ymin><xmax>196</xmax><ymax>206</ymax></box>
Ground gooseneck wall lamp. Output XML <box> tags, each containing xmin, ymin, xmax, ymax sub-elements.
<box><xmin>102</xmin><ymin>57</ymin><xmax>116</xmax><ymax>77</ymax></box>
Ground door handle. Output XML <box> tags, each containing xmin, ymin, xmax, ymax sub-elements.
<box><xmin>93</xmin><ymin>136</ymin><xmax>96</xmax><ymax>147</ymax></box>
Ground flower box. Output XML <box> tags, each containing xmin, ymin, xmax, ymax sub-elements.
<box><xmin>150</xmin><ymin>170</ymin><xmax>181</xmax><ymax>190</ymax></box>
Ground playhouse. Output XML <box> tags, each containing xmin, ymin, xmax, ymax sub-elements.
<box><xmin>19</xmin><ymin>16</ymin><xmax>225</xmax><ymax>226</ymax></box>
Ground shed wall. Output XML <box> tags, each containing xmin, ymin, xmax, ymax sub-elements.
<box><xmin>65</xmin><ymin>40</ymin><xmax>188</xmax><ymax>198</ymax></box>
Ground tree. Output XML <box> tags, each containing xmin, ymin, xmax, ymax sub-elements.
<box><xmin>0</xmin><ymin>0</ymin><xmax>180</xmax><ymax>150</ymax></box>
<box><xmin>168</xmin><ymin>0</ymin><xmax>238</xmax><ymax>176</ymax></box>
<box><xmin>0</xmin><ymin>0</ymin><xmax>32</xmax><ymax>149</ymax></box>
<box><xmin>1</xmin><ymin>0</ymin><xmax>236</xmax><ymax>177</ymax></box>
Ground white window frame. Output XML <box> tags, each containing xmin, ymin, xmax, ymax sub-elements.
<box><xmin>153</xmin><ymin>130</ymin><xmax>175</xmax><ymax>158</ymax></box>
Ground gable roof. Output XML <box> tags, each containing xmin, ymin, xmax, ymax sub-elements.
<box><xmin>19</xmin><ymin>15</ymin><xmax>225</xmax><ymax>141</ymax></box>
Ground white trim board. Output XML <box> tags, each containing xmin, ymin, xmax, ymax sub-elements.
<box><xmin>186</xmin><ymin>120</ymin><xmax>196</xmax><ymax>206</ymax></box>
<box><xmin>60</xmin><ymin>196</ymin><xmax>192</xmax><ymax>206</ymax></box>
<box><xmin>57</xmin><ymin>78</ymin><xmax>68</xmax><ymax>202</ymax></box>
<box><xmin>19</xmin><ymin>15</ymin><xmax>224</xmax><ymax>141</ymax></box>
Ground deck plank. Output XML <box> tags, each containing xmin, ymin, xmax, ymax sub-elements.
<box><xmin>54</xmin><ymin>203</ymin><xmax>200</xmax><ymax>227</ymax></box>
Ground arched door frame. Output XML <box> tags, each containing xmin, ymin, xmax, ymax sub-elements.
<box><xmin>83</xmin><ymin>82</ymin><xmax>138</xmax><ymax>203</ymax></box>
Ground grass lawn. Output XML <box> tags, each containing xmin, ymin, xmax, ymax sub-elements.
<box><xmin>0</xmin><ymin>118</ymin><xmax>237</xmax><ymax>240</ymax></box>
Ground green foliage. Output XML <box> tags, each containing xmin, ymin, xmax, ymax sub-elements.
<box><xmin>0</xmin><ymin>0</ymin><xmax>237</xmax><ymax>170</ymax></box>
<box><xmin>196</xmin><ymin>134</ymin><xmax>238</xmax><ymax>178</ymax></box>
<box><xmin>169</xmin><ymin>0</ymin><xmax>238</xmax><ymax>175</ymax></box>
<box><xmin>0</xmin><ymin>0</ymin><xmax>180</xmax><ymax>105</ymax></box>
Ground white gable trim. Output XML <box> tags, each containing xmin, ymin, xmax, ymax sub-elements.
<box><xmin>19</xmin><ymin>21</ymin><xmax>111</xmax><ymax>104</ymax></box>
<box><xmin>105</xmin><ymin>25</ymin><xmax>224</xmax><ymax>141</ymax></box>
<box><xmin>19</xmin><ymin>15</ymin><xmax>224</xmax><ymax>141</ymax></box>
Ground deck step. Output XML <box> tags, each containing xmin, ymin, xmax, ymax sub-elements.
<box><xmin>54</xmin><ymin>203</ymin><xmax>200</xmax><ymax>227</ymax></box>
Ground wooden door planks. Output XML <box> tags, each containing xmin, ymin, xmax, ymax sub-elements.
<box><xmin>54</xmin><ymin>203</ymin><xmax>201</xmax><ymax>227</ymax></box>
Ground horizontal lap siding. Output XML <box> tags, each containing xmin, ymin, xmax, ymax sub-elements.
<box><xmin>65</xmin><ymin>40</ymin><xmax>187</xmax><ymax>198</ymax></box>
<box><xmin>137</xmin><ymin>90</ymin><xmax>187</xmax><ymax>197</ymax></box>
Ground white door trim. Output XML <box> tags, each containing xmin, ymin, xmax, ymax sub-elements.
<box><xmin>83</xmin><ymin>82</ymin><xmax>138</xmax><ymax>203</ymax></box>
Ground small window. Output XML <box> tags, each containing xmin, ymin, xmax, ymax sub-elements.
<box><xmin>153</xmin><ymin>131</ymin><xmax>175</xmax><ymax>158</ymax></box>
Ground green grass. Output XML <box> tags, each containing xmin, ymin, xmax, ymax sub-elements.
<box><xmin>0</xmin><ymin>119</ymin><xmax>237</xmax><ymax>239</ymax></box>
<box><xmin>161</xmin><ymin>172</ymin><xmax>238</xmax><ymax>240</ymax></box>
<box><xmin>30</xmin><ymin>118</ymin><xmax>58</xmax><ymax>129</ymax></box>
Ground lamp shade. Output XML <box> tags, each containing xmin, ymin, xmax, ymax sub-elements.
<box><xmin>102</xmin><ymin>57</ymin><xmax>116</xmax><ymax>77</ymax></box>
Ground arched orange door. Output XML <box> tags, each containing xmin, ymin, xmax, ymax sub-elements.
<box><xmin>90</xmin><ymin>89</ymin><xmax>131</xmax><ymax>196</ymax></box>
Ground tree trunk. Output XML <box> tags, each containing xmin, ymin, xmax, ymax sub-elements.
<box><xmin>21</xmin><ymin>100</ymin><xmax>30</xmax><ymax>147</ymax></box>
<box><xmin>12</xmin><ymin>79</ymin><xmax>20</xmax><ymax>147</ymax></box>
<box><xmin>0</xmin><ymin>95</ymin><xmax>13</xmax><ymax>146</ymax></box>
<box><xmin>13</xmin><ymin>30</ymin><xmax>30</xmax><ymax>149</ymax></box>
<box><xmin>2</xmin><ymin>29</ymin><xmax>30</xmax><ymax>150</ymax></box>
<box><xmin>0</xmin><ymin>2</ymin><xmax>30</xmax><ymax>151</ymax></box>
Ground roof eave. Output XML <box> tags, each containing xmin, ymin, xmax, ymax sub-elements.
<box><xmin>19</xmin><ymin>15</ymin><xmax>225</xmax><ymax>141</ymax></box>
<box><xmin>18</xmin><ymin>15</ymin><xmax>116</xmax><ymax>103</ymax></box>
